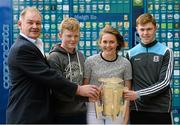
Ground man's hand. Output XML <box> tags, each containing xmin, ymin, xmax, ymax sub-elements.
<box><xmin>123</xmin><ymin>90</ymin><xmax>139</xmax><ymax>101</ymax></box>
<box><xmin>89</xmin><ymin>97</ymin><xmax>98</xmax><ymax>102</ymax></box>
<box><xmin>76</xmin><ymin>85</ymin><xmax>100</xmax><ymax>99</ymax></box>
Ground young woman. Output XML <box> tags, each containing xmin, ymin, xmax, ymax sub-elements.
<box><xmin>83</xmin><ymin>25</ymin><xmax>132</xmax><ymax>124</ymax></box>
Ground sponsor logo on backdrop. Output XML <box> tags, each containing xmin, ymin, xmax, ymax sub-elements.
<box><xmin>1</xmin><ymin>24</ymin><xmax>10</xmax><ymax>89</ymax></box>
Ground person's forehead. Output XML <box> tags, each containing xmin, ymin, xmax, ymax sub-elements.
<box><xmin>63</xmin><ymin>29</ymin><xmax>79</xmax><ymax>34</ymax></box>
<box><xmin>102</xmin><ymin>33</ymin><xmax>115</xmax><ymax>37</ymax></box>
<box><xmin>137</xmin><ymin>22</ymin><xmax>155</xmax><ymax>28</ymax></box>
<box><xmin>24</xmin><ymin>10</ymin><xmax>41</xmax><ymax>19</ymax></box>
<box><xmin>102</xmin><ymin>33</ymin><xmax>116</xmax><ymax>40</ymax></box>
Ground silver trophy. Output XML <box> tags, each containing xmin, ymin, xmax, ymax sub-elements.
<box><xmin>95</xmin><ymin>77</ymin><xmax>128</xmax><ymax>120</ymax></box>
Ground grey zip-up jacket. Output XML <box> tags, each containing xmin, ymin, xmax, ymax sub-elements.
<box><xmin>127</xmin><ymin>40</ymin><xmax>174</xmax><ymax>113</ymax></box>
<box><xmin>47</xmin><ymin>43</ymin><xmax>87</xmax><ymax>116</ymax></box>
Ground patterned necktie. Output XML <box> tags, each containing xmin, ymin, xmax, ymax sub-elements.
<box><xmin>35</xmin><ymin>39</ymin><xmax>44</xmax><ymax>56</ymax></box>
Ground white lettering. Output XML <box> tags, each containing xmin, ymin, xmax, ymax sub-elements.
<box><xmin>2</xmin><ymin>24</ymin><xmax>10</xmax><ymax>89</ymax></box>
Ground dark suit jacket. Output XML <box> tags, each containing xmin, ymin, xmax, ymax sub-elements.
<box><xmin>6</xmin><ymin>35</ymin><xmax>78</xmax><ymax>123</ymax></box>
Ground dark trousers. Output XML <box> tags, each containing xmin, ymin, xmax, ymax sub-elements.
<box><xmin>54</xmin><ymin>112</ymin><xmax>87</xmax><ymax>124</ymax></box>
<box><xmin>130</xmin><ymin>110</ymin><xmax>172</xmax><ymax>124</ymax></box>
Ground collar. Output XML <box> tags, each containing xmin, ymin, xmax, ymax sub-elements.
<box><xmin>140</xmin><ymin>39</ymin><xmax>158</xmax><ymax>48</ymax></box>
<box><xmin>20</xmin><ymin>32</ymin><xmax>37</xmax><ymax>44</ymax></box>
<box><xmin>100</xmin><ymin>52</ymin><xmax>118</xmax><ymax>62</ymax></box>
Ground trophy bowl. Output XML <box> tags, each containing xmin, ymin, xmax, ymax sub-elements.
<box><xmin>95</xmin><ymin>77</ymin><xmax>127</xmax><ymax>120</ymax></box>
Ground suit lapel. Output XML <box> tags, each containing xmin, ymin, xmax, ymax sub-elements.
<box><xmin>18</xmin><ymin>35</ymin><xmax>46</xmax><ymax>60</ymax></box>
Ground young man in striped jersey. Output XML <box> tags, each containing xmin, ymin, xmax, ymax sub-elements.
<box><xmin>124</xmin><ymin>13</ymin><xmax>174</xmax><ymax>124</ymax></box>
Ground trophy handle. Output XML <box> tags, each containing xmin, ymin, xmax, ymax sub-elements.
<box><xmin>121</xmin><ymin>100</ymin><xmax>128</xmax><ymax>119</ymax></box>
<box><xmin>95</xmin><ymin>101</ymin><xmax>103</xmax><ymax>119</ymax></box>
<box><xmin>121</xmin><ymin>87</ymin><xmax>129</xmax><ymax>118</ymax></box>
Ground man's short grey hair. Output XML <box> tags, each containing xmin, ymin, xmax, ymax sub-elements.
<box><xmin>19</xmin><ymin>6</ymin><xmax>42</xmax><ymax>20</ymax></box>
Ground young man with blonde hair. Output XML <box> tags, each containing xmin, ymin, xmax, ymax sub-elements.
<box><xmin>48</xmin><ymin>17</ymin><xmax>87</xmax><ymax>124</ymax></box>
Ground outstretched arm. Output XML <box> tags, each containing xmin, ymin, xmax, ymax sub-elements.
<box><xmin>124</xmin><ymin>49</ymin><xmax>174</xmax><ymax>100</ymax></box>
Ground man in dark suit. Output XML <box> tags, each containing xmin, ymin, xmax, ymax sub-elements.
<box><xmin>6</xmin><ymin>7</ymin><xmax>100</xmax><ymax>124</ymax></box>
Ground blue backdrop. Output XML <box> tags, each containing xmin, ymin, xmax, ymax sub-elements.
<box><xmin>0</xmin><ymin>0</ymin><xmax>179</xmax><ymax>124</ymax></box>
<box><xmin>0</xmin><ymin>0</ymin><xmax>12</xmax><ymax>123</ymax></box>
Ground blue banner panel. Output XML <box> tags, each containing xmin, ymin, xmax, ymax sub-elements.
<box><xmin>0</xmin><ymin>0</ymin><xmax>12</xmax><ymax>123</ymax></box>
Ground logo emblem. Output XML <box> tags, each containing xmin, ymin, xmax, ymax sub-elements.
<box><xmin>153</xmin><ymin>56</ymin><xmax>160</xmax><ymax>62</ymax></box>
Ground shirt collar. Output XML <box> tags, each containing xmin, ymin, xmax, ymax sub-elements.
<box><xmin>20</xmin><ymin>32</ymin><xmax>37</xmax><ymax>44</ymax></box>
<box><xmin>140</xmin><ymin>38</ymin><xmax>158</xmax><ymax>48</ymax></box>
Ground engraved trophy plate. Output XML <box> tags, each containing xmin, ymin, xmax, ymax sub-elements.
<box><xmin>95</xmin><ymin>77</ymin><xmax>127</xmax><ymax>120</ymax></box>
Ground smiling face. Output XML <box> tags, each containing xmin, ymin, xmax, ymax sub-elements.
<box><xmin>99</xmin><ymin>33</ymin><xmax>118</xmax><ymax>57</ymax></box>
<box><xmin>18</xmin><ymin>9</ymin><xmax>42</xmax><ymax>39</ymax></box>
<box><xmin>136</xmin><ymin>13</ymin><xmax>157</xmax><ymax>45</ymax></box>
<box><xmin>136</xmin><ymin>22</ymin><xmax>157</xmax><ymax>44</ymax></box>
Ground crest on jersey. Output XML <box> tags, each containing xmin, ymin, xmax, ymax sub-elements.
<box><xmin>153</xmin><ymin>56</ymin><xmax>160</xmax><ymax>62</ymax></box>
